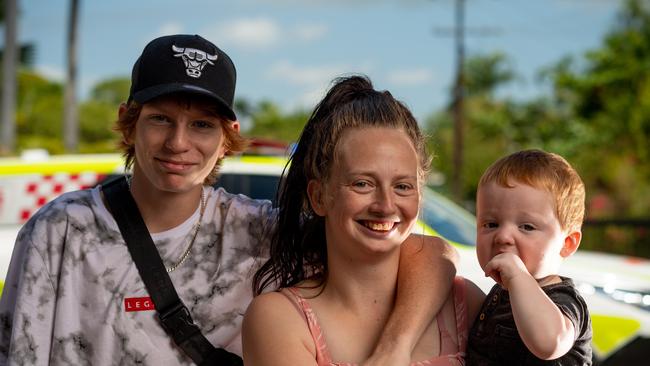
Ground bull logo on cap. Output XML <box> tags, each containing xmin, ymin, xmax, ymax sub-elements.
<box><xmin>172</xmin><ymin>45</ymin><xmax>218</xmax><ymax>78</ymax></box>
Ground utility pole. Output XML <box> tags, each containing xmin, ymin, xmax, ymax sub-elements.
<box><xmin>1</xmin><ymin>0</ymin><xmax>18</xmax><ymax>154</ymax></box>
<box><xmin>433</xmin><ymin>0</ymin><xmax>499</xmax><ymax>203</ymax></box>
<box><xmin>63</xmin><ymin>0</ymin><xmax>80</xmax><ymax>152</ymax></box>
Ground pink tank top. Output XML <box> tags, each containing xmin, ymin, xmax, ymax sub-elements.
<box><xmin>281</xmin><ymin>276</ymin><xmax>468</xmax><ymax>366</ymax></box>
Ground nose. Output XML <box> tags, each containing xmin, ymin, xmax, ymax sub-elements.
<box><xmin>494</xmin><ymin>225</ymin><xmax>515</xmax><ymax>246</ymax></box>
<box><xmin>369</xmin><ymin>187</ymin><xmax>396</xmax><ymax>216</ymax></box>
<box><xmin>164</xmin><ymin>124</ymin><xmax>191</xmax><ymax>152</ymax></box>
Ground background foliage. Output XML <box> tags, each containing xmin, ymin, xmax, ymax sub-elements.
<box><xmin>3</xmin><ymin>0</ymin><xmax>649</xmax><ymax>257</ymax></box>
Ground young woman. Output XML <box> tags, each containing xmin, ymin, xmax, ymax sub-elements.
<box><xmin>243</xmin><ymin>75</ymin><xmax>484</xmax><ymax>365</ymax></box>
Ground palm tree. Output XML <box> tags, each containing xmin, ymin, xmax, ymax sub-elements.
<box><xmin>1</xmin><ymin>0</ymin><xmax>35</xmax><ymax>154</ymax></box>
<box><xmin>63</xmin><ymin>0</ymin><xmax>80</xmax><ymax>152</ymax></box>
<box><xmin>1</xmin><ymin>0</ymin><xmax>18</xmax><ymax>153</ymax></box>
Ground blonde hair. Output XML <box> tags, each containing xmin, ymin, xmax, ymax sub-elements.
<box><xmin>478</xmin><ymin>149</ymin><xmax>585</xmax><ymax>232</ymax></box>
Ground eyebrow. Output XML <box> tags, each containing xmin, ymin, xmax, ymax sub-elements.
<box><xmin>344</xmin><ymin>171</ymin><xmax>418</xmax><ymax>181</ymax></box>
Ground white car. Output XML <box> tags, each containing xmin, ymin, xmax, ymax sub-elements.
<box><xmin>0</xmin><ymin>152</ymin><xmax>648</xmax><ymax>365</ymax></box>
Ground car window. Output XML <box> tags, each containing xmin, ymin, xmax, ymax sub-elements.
<box><xmin>420</xmin><ymin>187</ymin><xmax>477</xmax><ymax>246</ymax></box>
<box><xmin>214</xmin><ymin>173</ymin><xmax>281</xmax><ymax>204</ymax></box>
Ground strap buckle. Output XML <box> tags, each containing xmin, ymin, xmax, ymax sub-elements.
<box><xmin>159</xmin><ymin>302</ymin><xmax>200</xmax><ymax>344</ymax></box>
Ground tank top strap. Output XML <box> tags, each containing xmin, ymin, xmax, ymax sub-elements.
<box><xmin>452</xmin><ymin>276</ymin><xmax>468</xmax><ymax>353</ymax></box>
<box><xmin>280</xmin><ymin>288</ymin><xmax>334</xmax><ymax>365</ymax></box>
<box><xmin>435</xmin><ymin>276</ymin><xmax>468</xmax><ymax>358</ymax></box>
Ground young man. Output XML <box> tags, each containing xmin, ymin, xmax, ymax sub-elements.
<box><xmin>0</xmin><ymin>34</ymin><xmax>457</xmax><ymax>365</ymax></box>
<box><xmin>467</xmin><ymin>149</ymin><xmax>593</xmax><ymax>365</ymax></box>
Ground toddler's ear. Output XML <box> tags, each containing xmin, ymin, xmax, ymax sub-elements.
<box><xmin>560</xmin><ymin>231</ymin><xmax>582</xmax><ymax>258</ymax></box>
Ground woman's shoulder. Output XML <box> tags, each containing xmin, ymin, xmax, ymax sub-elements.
<box><xmin>247</xmin><ymin>290</ymin><xmax>295</xmax><ymax>313</ymax></box>
<box><xmin>245</xmin><ymin>290</ymin><xmax>309</xmax><ymax>330</ymax></box>
<box><xmin>242</xmin><ymin>290</ymin><xmax>318</xmax><ymax>363</ymax></box>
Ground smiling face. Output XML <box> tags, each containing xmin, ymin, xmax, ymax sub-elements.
<box><xmin>126</xmin><ymin>96</ymin><xmax>230</xmax><ymax>194</ymax></box>
<box><xmin>308</xmin><ymin>127</ymin><xmax>421</xmax><ymax>257</ymax></box>
<box><xmin>476</xmin><ymin>180</ymin><xmax>579</xmax><ymax>280</ymax></box>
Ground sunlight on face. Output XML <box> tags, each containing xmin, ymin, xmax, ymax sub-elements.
<box><xmin>476</xmin><ymin>181</ymin><xmax>569</xmax><ymax>279</ymax></box>
<box><xmin>130</xmin><ymin>96</ymin><xmax>228</xmax><ymax>194</ymax></box>
<box><xmin>316</xmin><ymin>127</ymin><xmax>422</xmax><ymax>258</ymax></box>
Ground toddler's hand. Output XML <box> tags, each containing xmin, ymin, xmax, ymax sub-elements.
<box><xmin>484</xmin><ymin>252</ymin><xmax>531</xmax><ymax>289</ymax></box>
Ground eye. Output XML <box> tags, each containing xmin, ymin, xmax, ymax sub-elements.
<box><xmin>192</xmin><ymin>120</ymin><xmax>217</xmax><ymax>129</ymax></box>
<box><xmin>520</xmin><ymin>223</ymin><xmax>536</xmax><ymax>231</ymax></box>
<box><xmin>350</xmin><ymin>180</ymin><xmax>373</xmax><ymax>192</ymax></box>
<box><xmin>148</xmin><ymin>114</ymin><xmax>170</xmax><ymax>124</ymax></box>
<box><xmin>482</xmin><ymin>222</ymin><xmax>498</xmax><ymax>229</ymax></box>
<box><xmin>395</xmin><ymin>182</ymin><xmax>415</xmax><ymax>196</ymax></box>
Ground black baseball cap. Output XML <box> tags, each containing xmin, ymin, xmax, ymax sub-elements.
<box><xmin>129</xmin><ymin>34</ymin><xmax>237</xmax><ymax>120</ymax></box>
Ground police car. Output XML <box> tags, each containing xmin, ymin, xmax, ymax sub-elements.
<box><xmin>0</xmin><ymin>150</ymin><xmax>648</xmax><ymax>365</ymax></box>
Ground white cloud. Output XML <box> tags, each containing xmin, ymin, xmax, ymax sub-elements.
<box><xmin>79</xmin><ymin>75</ymin><xmax>101</xmax><ymax>100</ymax></box>
<box><xmin>267</xmin><ymin>60</ymin><xmax>375</xmax><ymax>111</ymax></box>
<box><xmin>386</xmin><ymin>68</ymin><xmax>434</xmax><ymax>86</ymax></box>
<box><xmin>36</xmin><ymin>65</ymin><xmax>65</xmax><ymax>81</ymax></box>
<box><xmin>203</xmin><ymin>18</ymin><xmax>327</xmax><ymax>50</ymax></box>
<box><xmin>206</xmin><ymin>17</ymin><xmax>281</xmax><ymax>49</ymax></box>
<box><xmin>292</xmin><ymin>24</ymin><xmax>328</xmax><ymax>41</ymax></box>
<box><xmin>280</xmin><ymin>86</ymin><xmax>326</xmax><ymax>112</ymax></box>
<box><xmin>267</xmin><ymin>60</ymin><xmax>348</xmax><ymax>86</ymax></box>
<box><xmin>156</xmin><ymin>22</ymin><xmax>184</xmax><ymax>37</ymax></box>
<box><xmin>34</xmin><ymin>66</ymin><xmax>100</xmax><ymax>100</ymax></box>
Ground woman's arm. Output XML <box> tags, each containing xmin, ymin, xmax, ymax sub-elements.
<box><xmin>362</xmin><ymin>235</ymin><xmax>458</xmax><ymax>365</ymax></box>
<box><xmin>242</xmin><ymin>292</ymin><xmax>319</xmax><ymax>366</ymax></box>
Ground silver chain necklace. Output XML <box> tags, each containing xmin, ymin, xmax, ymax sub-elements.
<box><xmin>126</xmin><ymin>176</ymin><xmax>207</xmax><ymax>272</ymax></box>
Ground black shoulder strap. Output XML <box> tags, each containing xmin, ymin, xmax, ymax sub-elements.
<box><xmin>102</xmin><ymin>176</ymin><xmax>242</xmax><ymax>366</ymax></box>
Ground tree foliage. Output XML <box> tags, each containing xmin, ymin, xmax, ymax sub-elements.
<box><xmin>244</xmin><ymin>101</ymin><xmax>309</xmax><ymax>143</ymax></box>
<box><xmin>5</xmin><ymin>0</ymin><xmax>650</xmax><ymax>258</ymax></box>
<box><xmin>546</xmin><ymin>0</ymin><xmax>650</xmax><ymax>218</ymax></box>
<box><xmin>426</xmin><ymin>0</ymin><xmax>650</xmax><ymax>257</ymax></box>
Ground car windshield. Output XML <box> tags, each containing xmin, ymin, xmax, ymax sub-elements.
<box><xmin>420</xmin><ymin>187</ymin><xmax>477</xmax><ymax>246</ymax></box>
<box><xmin>216</xmin><ymin>173</ymin><xmax>281</xmax><ymax>203</ymax></box>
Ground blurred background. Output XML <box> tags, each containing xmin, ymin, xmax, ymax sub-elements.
<box><xmin>1</xmin><ymin>0</ymin><xmax>649</xmax><ymax>259</ymax></box>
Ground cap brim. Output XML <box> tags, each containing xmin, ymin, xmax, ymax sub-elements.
<box><xmin>132</xmin><ymin>83</ymin><xmax>237</xmax><ymax>121</ymax></box>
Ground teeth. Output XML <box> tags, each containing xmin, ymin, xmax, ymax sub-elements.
<box><xmin>365</xmin><ymin>221</ymin><xmax>394</xmax><ymax>231</ymax></box>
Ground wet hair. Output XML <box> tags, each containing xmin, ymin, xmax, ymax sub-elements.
<box><xmin>253</xmin><ymin>75</ymin><xmax>430</xmax><ymax>294</ymax></box>
<box><xmin>478</xmin><ymin>149</ymin><xmax>585</xmax><ymax>232</ymax></box>
<box><xmin>113</xmin><ymin>93</ymin><xmax>247</xmax><ymax>185</ymax></box>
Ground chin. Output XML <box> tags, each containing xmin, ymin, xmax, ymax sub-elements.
<box><xmin>362</xmin><ymin>237</ymin><xmax>406</xmax><ymax>255</ymax></box>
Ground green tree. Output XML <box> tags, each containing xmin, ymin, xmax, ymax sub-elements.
<box><xmin>90</xmin><ymin>77</ymin><xmax>130</xmax><ymax>106</ymax></box>
<box><xmin>546</xmin><ymin>0</ymin><xmax>650</xmax><ymax>217</ymax></box>
<box><xmin>14</xmin><ymin>72</ymin><xmax>125</xmax><ymax>154</ymax></box>
<box><xmin>77</xmin><ymin>77</ymin><xmax>130</xmax><ymax>152</ymax></box>
<box><xmin>426</xmin><ymin>0</ymin><xmax>650</xmax><ymax>257</ymax></box>
<box><xmin>246</xmin><ymin>101</ymin><xmax>309</xmax><ymax>143</ymax></box>
<box><xmin>15</xmin><ymin>70</ymin><xmax>65</xmax><ymax>152</ymax></box>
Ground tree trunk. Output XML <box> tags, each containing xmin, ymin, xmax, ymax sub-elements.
<box><xmin>1</xmin><ymin>0</ymin><xmax>17</xmax><ymax>154</ymax></box>
<box><xmin>63</xmin><ymin>0</ymin><xmax>80</xmax><ymax>152</ymax></box>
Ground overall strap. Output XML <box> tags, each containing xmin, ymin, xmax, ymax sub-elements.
<box><xmin>102</xmin><ymin>176</ymin><xmax>242</xmax><ymax>366</ymax></box>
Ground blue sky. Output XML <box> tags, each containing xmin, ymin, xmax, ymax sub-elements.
<box><xmin>13</xmin><ymin>0</ymin><xmax>622</xmax><ymax>123</ymax></box>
